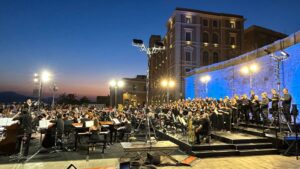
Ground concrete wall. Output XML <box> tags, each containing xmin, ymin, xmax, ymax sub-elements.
<box><xmin>185</xmin><ymin>31</ymin><xmax>300</xmax><ymax>105</ymax></box>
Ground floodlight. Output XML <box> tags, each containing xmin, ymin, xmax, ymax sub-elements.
<box><xmin>109</xmin><ymin>80</ymin><xmax>117</xmax><ymax>87</ymax></box>
<box><xmin>117</xmin><ymin>80</ymin><xmax>125</xmax><ymax>87</ymax></box>
<box><xmin>132</xmin><ymin>39</ymin><xmax>144</xmax><ymax>47</ymax></box>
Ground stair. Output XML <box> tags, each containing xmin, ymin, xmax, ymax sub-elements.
<box><xmin>156</xmin><ymin>129</ymin><xmax>279</xmax><ymax>158</ymax></box>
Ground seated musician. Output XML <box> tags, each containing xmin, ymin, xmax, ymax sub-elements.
<box><xmin>12</xmin><ymin>106</ymin><xmax>32</xmax><ymax>156</ymax></box>
<box><xmin>194</xmin><ymin>112</ymin><xmax>211</xmax><ymax>144</ymax></box>
<box><xmin>89</xmin><ymin>118</ymin><xmax>102</xmax><ymax>151</ymax></box>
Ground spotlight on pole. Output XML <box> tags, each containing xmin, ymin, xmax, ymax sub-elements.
<box><xmin>241</xmin><ymin>66</ymin><xmax>250</xmax><ymax>75</ymax></box>
<box><xmin>109</xmin><ymin>80</ymin><xmax>117</xmax><ymax>87</ymax></box>
<box><xmin>132</xmin><ymin>37</ymin><xmax>165</xmax><ymax>105</ymax></box>
<box><xmin>117</xmin><ymin>80</ymin><xmax>125</xmax><ymax>87</ymax></box>
<box><xmin>132</xmin><ymin>39</ymin><xmax>144</xmax><ymax>47</ymax></box>
<box><xmin>41</xmin><ymin>71</ymin><xmax>51</xmax><ymax>82</ymax></box>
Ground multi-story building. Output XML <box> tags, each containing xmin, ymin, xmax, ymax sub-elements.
<box><xmin>149</xmin><ymin>8</ymin><xmax>245</xmax><ymax>104</ymax></box>
<box><xmin>110</xmin><ymin>75</ymin><xmax>146</xmax><ymax>107</ymax></box>
<box><xmin>242</xmin><ymin>25</ymin><xmax>287</xmax><ymax>53</ymax></box>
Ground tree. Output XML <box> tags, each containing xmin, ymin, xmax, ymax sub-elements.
<box><xmin>57</xmin><ymin>93</ymin><xmax>79</xmax><ymax>105</ymax></box>
<box><xmin>79</xmin><ymin>96</ymin><xmax>90</xmax><ymax>104</ymax></box>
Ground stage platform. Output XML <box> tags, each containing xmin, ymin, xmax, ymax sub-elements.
<box><xmin>157</xmin><ymin>128</ymin><xmax>278</xmax><ymax>158</ymax></box>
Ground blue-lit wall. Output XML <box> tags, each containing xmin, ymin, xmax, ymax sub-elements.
<box><xmin>185</xmin><ymin>43</ymin><xmax>300</xmax><ymax>104</ymax></box>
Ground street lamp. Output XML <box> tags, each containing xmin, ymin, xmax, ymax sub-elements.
<box><xmin>109</xmin><ymin>79</ymin><xmax>125</xmax><ymax>108</ymax></box>
<box><xmin>240</xmin><ymin>63</ymin><xmax>259</xmax><ymax>90</ymax></box>
<box><xmin>161</xmin><ymin>79</ymin><xmax>175</xmax><ymax>104</ymax></box>
<box><xmin>51</xmin><ymin>83</ymin><xmax>58</xmax><ymax>109</ymax></box>
<box><xmin>34</xmin><ymin>70</ymin><xmax>52</xmax><ymax>111</ymax></box>
<box><xmin>132</xmin><ymin>38</ymin><xmax>165</xmax><ymax>106</ymax></box>
<box><xmin>264</xmin><ymin>49</ymin><xmax>289</xmax><ymax>91</ymax></box>
<box><xmin>200</xmin><ymin>75</ymin><xmax>211</xmax><ymax>95</ymax></box>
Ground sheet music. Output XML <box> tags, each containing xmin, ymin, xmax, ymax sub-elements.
<box><xmin>112</xmin><ymin>118</ymin><xmax>121</xmax><ymax>125</ymax></box>
<box><xmin>85</xmin><ymin>121</ymin><xmax>93</xmax><ymax>127</ymax></box>
<box><xmin>0</xmin><ymin>118</ymin><xmax>17</xmax><ymax>126</ymax></box>
<box><xmin>39</xmin><ymin>119</ymin><xmax>51</xmax><ymax>129</ymax></box>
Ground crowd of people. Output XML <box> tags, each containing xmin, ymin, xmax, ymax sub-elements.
<box><xmin>0</xmin><ymin>88</ymin><xmax>295</xmax><ymax>157</ymax></box>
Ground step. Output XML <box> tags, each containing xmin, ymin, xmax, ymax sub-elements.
<box><xmin>212</xmin><ymin>133</ymin><xmax>270</xmax><ymax>144</ymax></box>
<box><xmin>233</xmin><ymin>127</ymin><xmax>266</xmax><ymax>137</ymax></box>
<box><xmin>192</xmin><ymin>149</ymin><xmax>239</xmax><ymax>158</ymax></box>
<box><xmin>235</xmin><ymin>143</ymin><xmax>274</xmax><ymax>150</ymax></box>
<box><xmin>192</xmin><ymin>144</ymin><xmax>235</xmax><ymax>151</ymax></box>
<box><xmin>239</xmin><ymin>148</ymin><xmax>278</xmax><ymax>156</ymax></box>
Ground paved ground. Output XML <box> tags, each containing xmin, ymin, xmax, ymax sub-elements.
<box><xmin>0</xmin><ymin>155</ymin><xmax>299</xmax><ymax>169</ymax></box>
<box><xmin>1</xmin><ymin>131</ymin><xmax>299</xmax><ymax>169</ymax></box>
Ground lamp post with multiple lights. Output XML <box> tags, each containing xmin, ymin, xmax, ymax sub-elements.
<box><xmin>161</xmin><ymin>79</ymin><xmax>175</xmax><ymax>104</ymax></box>
<box><xmin>264</xmin><ymin>49</ymin><xmax>289</xmax><ymax>91</ymax></box>
<box><xmin>200</xmin><ymin>75</ymin><xmax>211</xmax><ymax>95</ymax></box>
<box><xmin>132</xmin><ymin>39</ymin><xmax>165</xmax><ymax>106</ymax></box>
<box><xmin>109</xmin><ymin>79</ymin><xmax>125</xmax><ymax>108</ymax></box>
<box><xmin>240</xmin><ymin>63</ymin><xmax>259</xmax><ymax>91</ymax></box>
<box><xmin>33</xmin><ymin>71</ymin><xmax>51</xmax><ymax>111</ymax></box>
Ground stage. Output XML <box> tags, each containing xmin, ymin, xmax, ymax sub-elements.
<box><xmin>156</xmin><ymin>123</ymin><xmax>283</xmax><ymax>158</ymax></box>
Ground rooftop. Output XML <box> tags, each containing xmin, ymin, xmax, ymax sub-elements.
<box><xmin>175</xmin><ymin>7</ymin><xmax>244</xmax><ymax>18</ymax></box>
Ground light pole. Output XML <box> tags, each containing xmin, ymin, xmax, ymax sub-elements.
<box><xmin>132</xmin><ymin>39</ymin><xmax>165</xmax><ymax>106</ymax></box>
<box><xmin>264</xmin><ymin>49</ymin><xmax>289</xmax><ymax>92</ymax></box>
<box><xmin>33</xmin><ymin>71</ymin><xmax>51</xmax><ymax>111</ymax></box>
<box><xmin>161</xmin><ymin>79</ymin><xmax>175</xmax><ymax>104</ymax></box>
<box><xmin>200</xmin><ymin>75</ymin><xmax>211</xmax><ymax>96</ymax></box>
<box><xmin>240</xmin><ymin>63</ymin><xmax>259</xmax><ymax>91</ymax></box>
<box><xmin>51</xmin><ymin>83</ymin><xmax>58</xmax><ymax>110</ymax></box>
<box><xmin>109</xmin><ymin>79</ymin><xmax>124</xmax><ymax>108</ymax></box>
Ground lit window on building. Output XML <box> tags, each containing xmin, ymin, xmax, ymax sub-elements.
<box><xmin>185</xmin><ymin>16</ymin><xmax>192</xmax><ymax>24</ymax></box>
<box><xmin>185</xmin><ymin>31</ymin><xmax>192</xmax><ymax>41</ymax></box>
<box><xmin>230</xmin><ymin>20</ymin><xmax>236</xmax><ymax>29</ymax></box>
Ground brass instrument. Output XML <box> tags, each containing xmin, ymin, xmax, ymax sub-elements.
<box><xmin>187</xmin><ymin>116</ymin><xmax>195</xmax><ymax>144</ymax></box>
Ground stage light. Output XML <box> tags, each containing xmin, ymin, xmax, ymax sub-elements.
<box><xmin>200</xmin><ymin>75</ymin><xmax>211</xmax><ymax>83</ymax></box>
<box><xmin>132</xmin><ymin>39</ymin><xmax>144</xmax><ymax>47</ymax></box>
<box><xmin>117</xmin><ymin>80</ymin><xmax>125</xmax><ymax>88</ymax></box>
<box><xmin>34</xmin><ymin>78</ymin><xmax>39</xmax><ymax>82</ymax></box>
<box><xmin>241</xmin><ymin>66</ymin><xmax>250</xmax><ymax>75</ymax></box>
<box><xmin>249</xmin><ymin>64</ymin><xmax>258</xmax><ymax>72</ymax></box>
<box><xmin>41</xmin><ymin>71</ymin><xmax>51</xmax><ymax>82</ymax></box>
<box><xmin>34</xmin><ymin>73</ymin><xmax>38</xmax><ymax>77</ymax></box>
<box><xmin>169</xmin><ymin>80</ymin><xmax>175</xmax><ymax>88</ymax></box>
<box><xmin>154</xmin><ymin>41</ymin><xmax>164</xmax><ymax>48</ymax></box>
<box><xmin>161</xmin><ymin>80</ymin><xmax>168</xmax><ymax>87</ymax></box>
<box><xmin>280</xmin><ymin>50</ymin><xmax>289</xmax><ymax>57</ymax></box>
<box><xmin>109</xmin><ymin>80</ymin><xmax>117</xmax><ymax>87</ymax></box>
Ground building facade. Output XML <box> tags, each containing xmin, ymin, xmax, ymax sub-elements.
<box><xmin>243</xmin><ymin>25</ymin><xmax>287</xmax><ymax>53</ymax></box>
<box><xmin>149</xmin><ymin>8</ymin><xmax>245</xmax><ymax>104</ymax></box>
<box><xmin>110</xmin><ymin>75</ymin><xmax>146</xmax><ymax>107</ymax></box>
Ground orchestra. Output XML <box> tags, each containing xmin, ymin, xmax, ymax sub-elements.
<box><xmin>0</xmin><ymin>88</ymin><xmax>295</xmax><ymax>158</ymax></box>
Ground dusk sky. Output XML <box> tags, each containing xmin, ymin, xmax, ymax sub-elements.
<box><xmin>0</xmin><ymin>0</ymin><xmax>300</xmax><ymax>99</ymax></box>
